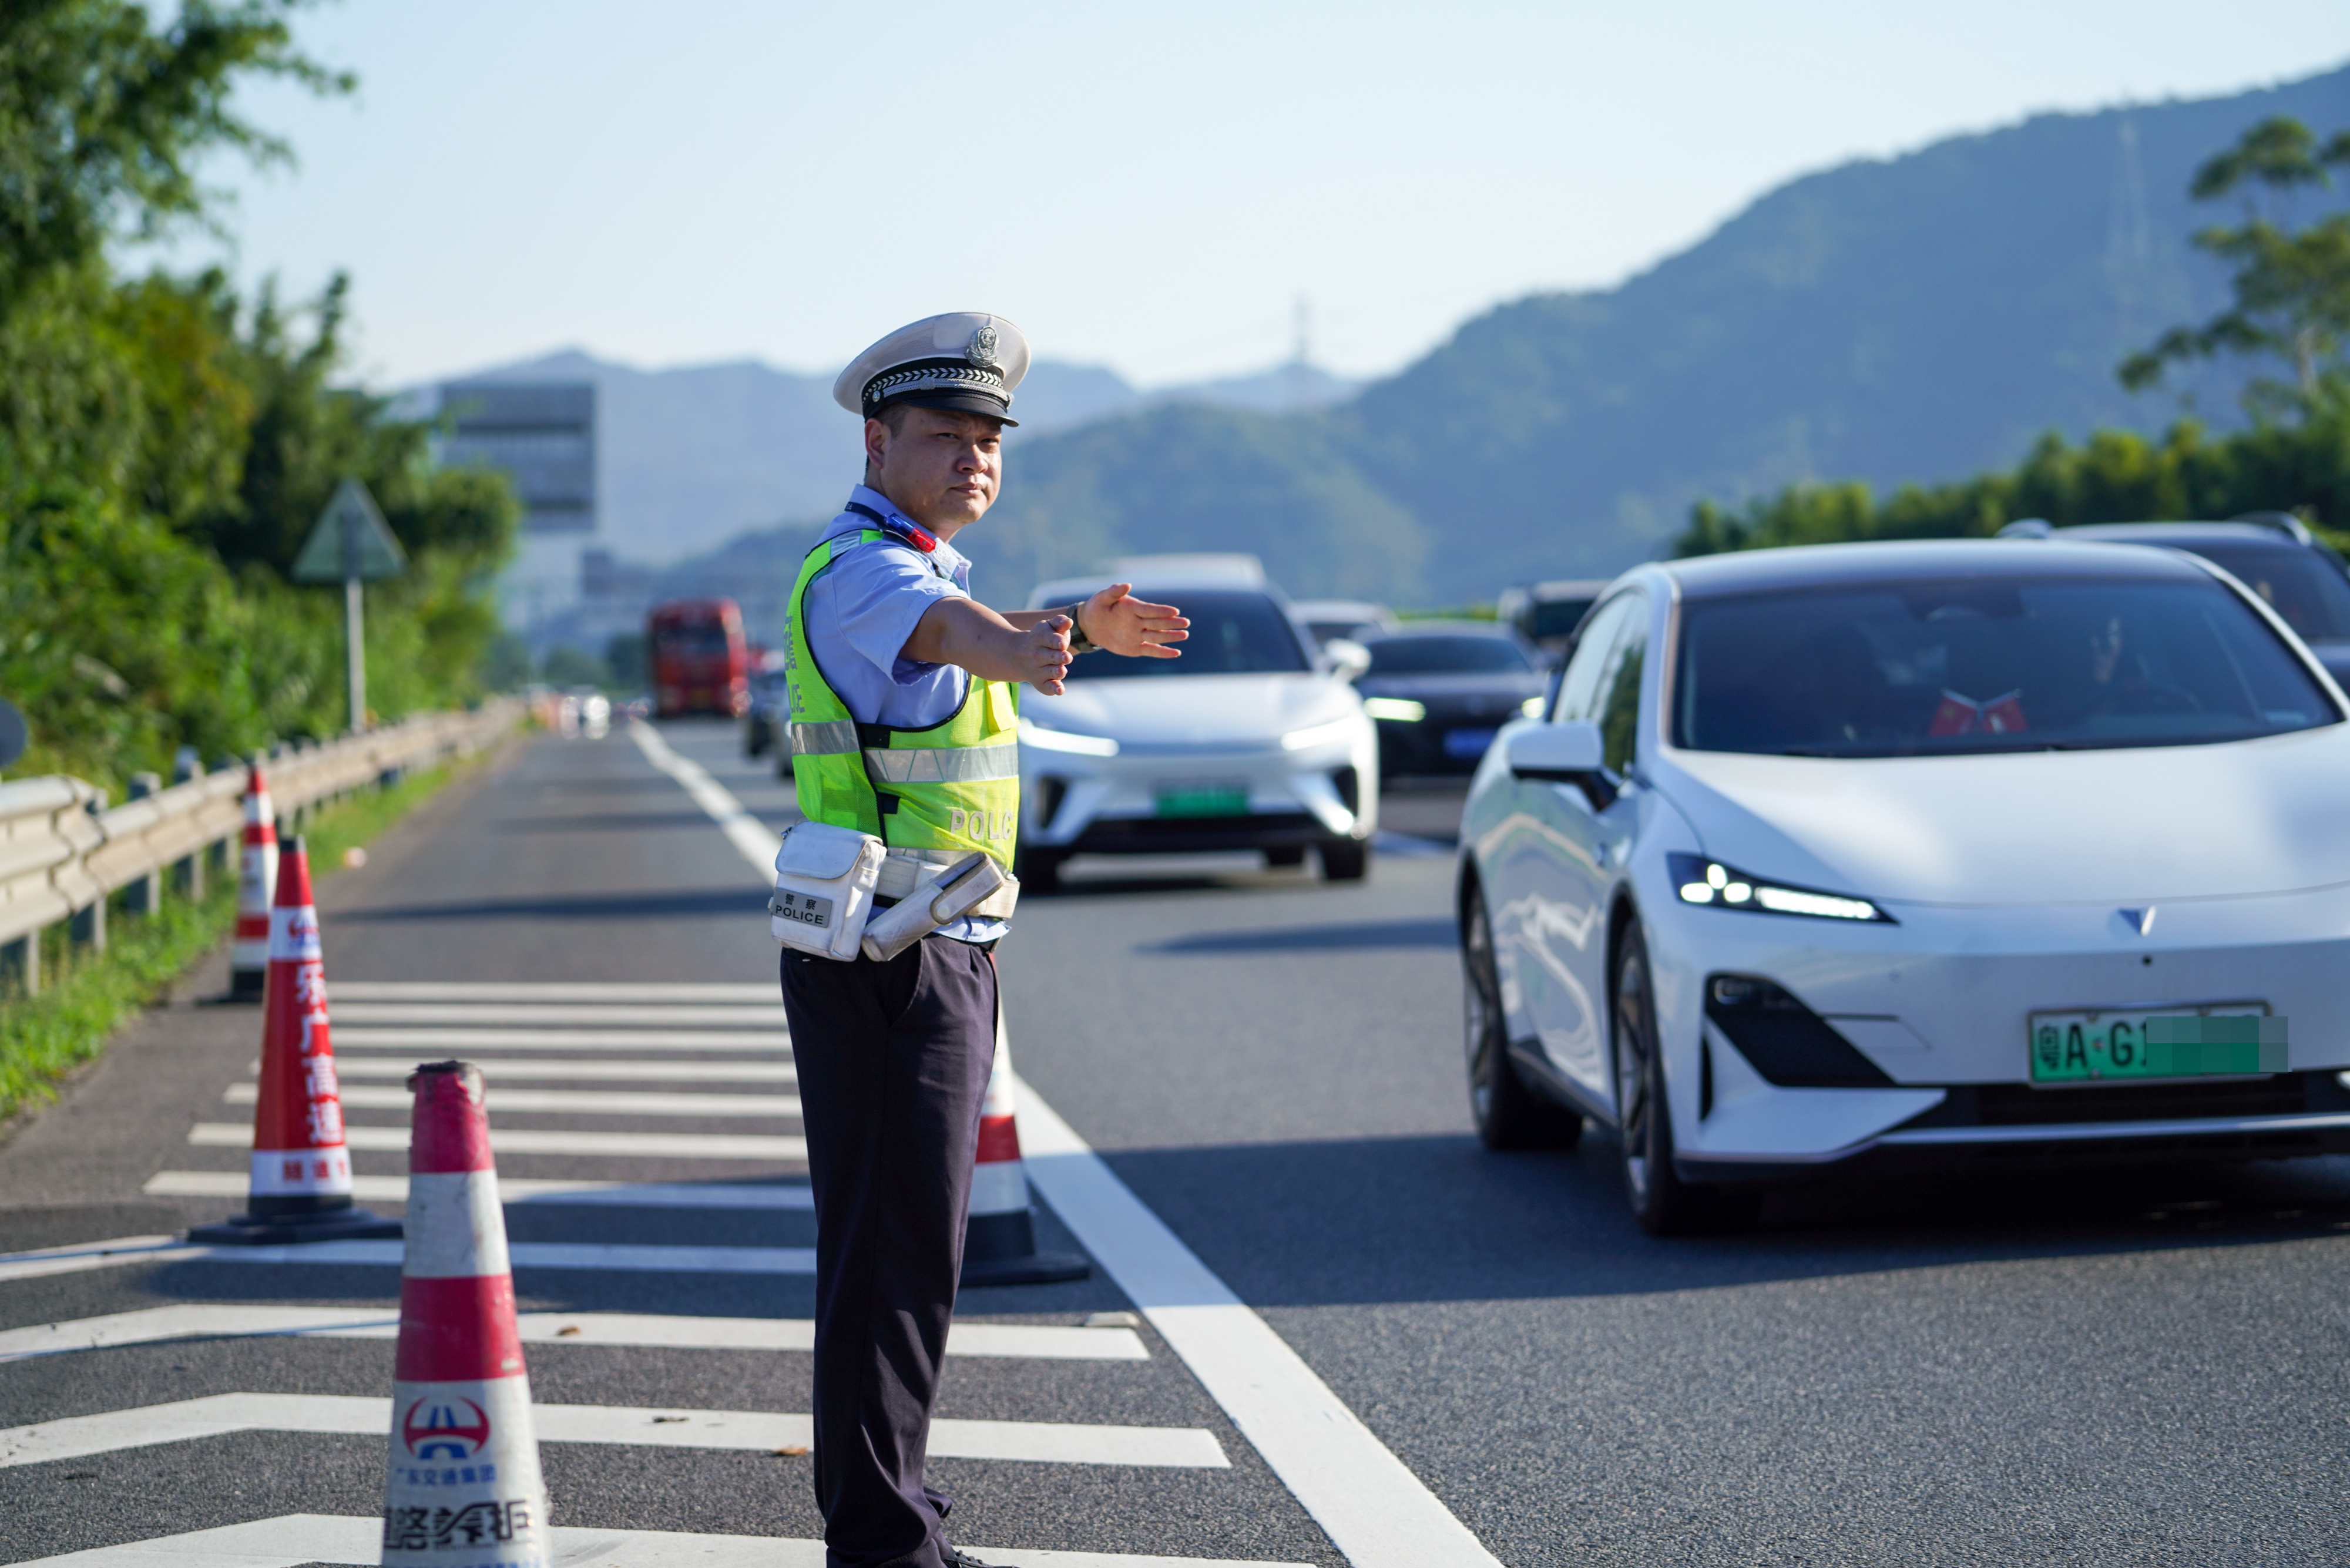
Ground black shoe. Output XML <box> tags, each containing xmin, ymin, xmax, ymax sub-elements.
<box><xmin>940</xmin><ymin>1546</ymin><xmax>1000</xmax><ymax>1568</ymax></box>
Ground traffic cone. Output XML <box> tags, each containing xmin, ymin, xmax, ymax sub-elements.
<box><xmin>381</xmin><ymin>1061</ymin><xmax>552</xmax><ymax>1568</ymax></box>
<box><xmin>190</xmin><ymin>837</ymin><xmax>400</xmax><ymax>1244</ymax></box>
<box><xmin>229</xmin><ymin>763</ymin><xmax>278</xmax><ymax>1000</ymax></box>
<box><xmin>960</xmin><ymin>1007</ymin><xmax>1089</xmax><ymax>1287</ymax></box>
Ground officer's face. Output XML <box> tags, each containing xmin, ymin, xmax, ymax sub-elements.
<box><xmin>865</xmin><ymin>408</ymin><xmax>1004</xmax><ymax>534</ymax></box>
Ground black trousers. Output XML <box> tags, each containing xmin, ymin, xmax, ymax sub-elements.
<box><xmin>781</xmin><ymin>935</ymin><xmax>998</xmax><ymax>1568</ymax></box>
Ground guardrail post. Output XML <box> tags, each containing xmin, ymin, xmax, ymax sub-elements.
<box><xmin>0</xmin><ymin>934</ymin><xmax>33</xmax><ymax>997</ymax></box>
<box><xmin>122</xmin><ymin>773</ymin><xmax>163</xmax><ymax>915</ymax></box>
<box><xmin>169</xmin><ymin>750</ymin><xmax>206</xmax><ymax>899</ymax></box>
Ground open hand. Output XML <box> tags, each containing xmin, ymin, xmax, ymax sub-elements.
<box><xmin>1081</xmin><ymin>585</ymin><xmax>1189</xmax><ymax>659</ymax></box>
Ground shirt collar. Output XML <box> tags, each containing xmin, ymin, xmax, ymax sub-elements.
<box><xmin>837</xmin><ymin>485</ymin><xmax>971</xmax><ymax>579</ymax></box>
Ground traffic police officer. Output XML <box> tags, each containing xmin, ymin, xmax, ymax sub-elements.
<box><xmin>780</xmin><ymin>312</ymin><xmax>1188</xmax><ymax>1568</ymax></box>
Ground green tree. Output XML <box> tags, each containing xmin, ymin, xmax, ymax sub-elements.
<box><xmin>2120</xmin><ymin>116</ymin><xmax>2350</xmax><ymax>406</ymax></box>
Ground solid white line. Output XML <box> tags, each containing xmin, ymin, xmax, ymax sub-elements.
<box><xmin>632</xmin><ymin>721</ymin><xmax>785</xmax><ymax>868</ymax></box>
<box><xmin>186</xmin><ymin>1123</ymin><xmax>807</xmax><ymax>1160</ymax></box>
<box><xmin>0</xmin><ymin>1393</ymin><xmax>1226</xmax><ymax>1470</ymax></box>
<box><xmin>142</xmin><ymin>1172</ymin><xmax>815</xmax><ymax>1208</ymax></box>
<box><xmin>333</xmin><ymin>1003</ymin><xmax>787</xmax><ymax>1028</ymax></box>
<box><xmin>332</xmin><ymin>1027</ymin><xmax>788</xmax><ymax>1052</ymax></box>
<box><xmin>0</xmin><ymin>1307</ymin><xmax>1149</xmax><ymax>1365</ymax></box>
<box><xmin>223</xmin><ymin>1083</ymin><xmax>802</xmax><ymax>1118</ymax></box>
<box><xmin>12</xmin><ymin>1513</ymin><xmax>1305</xmax><ymax>1568</ymax></box>
<box><xmin>658</xmin><ymin>728</ymin><xmax>1501</xmax><ymax>1568</ymax></box>
<box><xmin>334</xmin><ymin>981</ymin><xmax>780</xmax><ymax>1003</ymax></box>
<box><xmin>325</xmin><ymin>1056</ymin><xmax>797</xmax><ymax>1083</ymax></box>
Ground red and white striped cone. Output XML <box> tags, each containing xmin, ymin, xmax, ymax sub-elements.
<box><xmin>959</xmin><ymin>1006</ymin><xmax>1089</xmax><ymax>1287</ymax></box>
<box><xmin>189</xmin><ymin>837</ymin><xmax>400</xmax><ymax>1245</ymax></box>
<box><xmin>229</xmin><ymin>762</ymin><xmax>278</xmax><ymax>1000</ymax></box>
<box><xmin>381</xmin><ymin>1061</ymin><xmax>552</xmax><ymax>1568</ymax></box>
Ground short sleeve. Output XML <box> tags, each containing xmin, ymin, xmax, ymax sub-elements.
<box><xmin>823</xmin><ymin>540</ymin><xmax>969</xmax><ymax>685</ymax></box>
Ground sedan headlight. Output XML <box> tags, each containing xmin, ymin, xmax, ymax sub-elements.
<box><xmin>1666</xmin><ymin>852</ymin><xmax>1895</xmax><ymax>924</ymax></box>
<box><xmin>1019</xmin><ymin>718</ymin><xmax>1119</xmax><ymax>756</ymax></box>
<box><xmin>1281</xmin><ymin>716</ymin><xmax>1360</xmax><ymax>751</ymax></box>
<box><xmin>1362</xmin><ymin>697</ymin><xmax>1426</xmax><ymax>722</ymax></box>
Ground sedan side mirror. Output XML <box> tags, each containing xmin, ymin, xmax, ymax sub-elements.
<box><xmin>1506</xmin><ymin>720</ymin><xmax>1603</xmax><ymax>777</ymax></box>
<box><xmin>1322</xmin><ymin>638</ymin><xmax>1371</xmax><ymax>681</ymax></box>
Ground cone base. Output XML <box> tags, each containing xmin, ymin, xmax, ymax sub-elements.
<box><xmin>189</xmin><ymin>1206</ymin><xmax>403</xmax><ymax>1245</ymax></box>
<box><xmin>227</xmin><ymin>968</ymin><xmax>267</xmax><ymax>1001</ymax></box>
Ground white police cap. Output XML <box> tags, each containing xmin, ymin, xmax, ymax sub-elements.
<box><xmin>831</xmin><ymin>312</ymin><xmax>1030</xmax><ymax>425</ymax></box>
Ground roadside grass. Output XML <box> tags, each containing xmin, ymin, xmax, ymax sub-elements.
<box><xmin>0</xmin><ymin>754</ymin><xmax>482</xmax><ymax>1126</ymax></box>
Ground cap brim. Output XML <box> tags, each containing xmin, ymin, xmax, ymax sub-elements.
<box><xmin>876</xmin><ymin>389</ymin><xmax>1018</xmax><ymax>427</ymax></box>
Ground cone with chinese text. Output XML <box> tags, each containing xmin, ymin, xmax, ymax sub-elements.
<box><xmin>189</xmin><ymin>836</ymin><xmax>399</xmax><ymax>1244</ymax></box>
<box><xmin>229</xmin><ymin>763</ymin><xmax>278</xmax><ymax>1000</ymax></box>
<box><xmin>959</xmin><ymin>1004</ymin><xmax>1088</xmax><ymax>1287</ymax></box>
<box><xmin>381</xmin><ymin>1061</ymin><xmax>552</xmax><ymax>1568</ymax></box>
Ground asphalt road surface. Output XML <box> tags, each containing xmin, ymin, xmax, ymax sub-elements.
<box><xmin>5</xmin><ymin>721</ymin><xmax>2349</xmax><ymax>1566</ymax></box>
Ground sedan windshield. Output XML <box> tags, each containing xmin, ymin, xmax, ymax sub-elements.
<box><xmin>1676</xmin><ymin>575</ymin><xmax>2338</xmax><ymax>757</ymax></box>
<box><xmin>1364</xmin><ymin>635</ymin><xmax>1532</xmax><ymax>676</ymax></box>
<box><xmin>1065</xmin><ymin>589</ymin><xmax>1311</xmax><ymax>679</ymax></box>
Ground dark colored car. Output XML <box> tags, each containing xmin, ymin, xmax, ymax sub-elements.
<box><xmin>1357</xmin><ymin>623</ymin><xmax>1546</xmax><ymax>775</ymax></box>
<box><xmin>1497</xmin><ymin>579</ymin><xmax>1611</xmax><ymax>658</ymax></box>
<box><xmin>744</xmin><ymin>654</ymin><xmax>789</xmax><ymax>760</ymax></box>
<box><xmin>2015</xmin><ymin>515</ymin><xmax>2350</xmax><ymax>692</ymax></box>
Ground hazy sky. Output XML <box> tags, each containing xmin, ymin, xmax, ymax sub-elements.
<box><xmin>180</xmin><ymin>1</ymin><xmax>2350</xmax><ymax>391</ymax></box>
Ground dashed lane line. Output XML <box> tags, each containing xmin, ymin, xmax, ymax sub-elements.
<box><xmin>0</xmin><ymin>1392</ymin><xmax>1229</xmax><ymax>1470</ymax></box>
<box><xmin>635</xmin><ymin>718</ymin><xmax>1506</xmax><ymax>1568</ymax></box>
<box><xmin>333</xmin><ymin>1003</ymin><xmax>787</xmax><ymax>1028</ymax></box>
<box><xmin>0</xmin><ymin>1234</ymin><xmax>814</xmax><ymax>1281</ymax></box>
<box><xmin>16</xmin><ymin>1512</ymin><xmax>1309</xmax><ymax>1568</ymax></box>
<box><xmin>222</xmin><ymin>1083</ymin><xmax>802</xmax><ymax>1118</ymax></box>
<box><xmin>322</xmin><ymin>1057</ymin><xmax>796</xmax><ymax>1083</ymax></box>
<box><xmin>141</xmin><ymin>1173</ymin><xmax>815</xmax><ymax>1208</ymax></box>
<box><xmin>0</xmin><ymin>1307</ymin><xmax>1147</xmax><ymax>1364</ymax></box>
<box><xmin>334</xmin><ymin>981</ymin><xmax>781</xmax><ymax>1003</ymax></box>
<box><xmin>332</xmin><ymin>1027</ymin><xmax>787</xmax><ymax>1052</ymax></box>
<box><xmin>186</xmin><ymin>1123</ymin><xmax>808</xmax><ymax>1160</ymax></box>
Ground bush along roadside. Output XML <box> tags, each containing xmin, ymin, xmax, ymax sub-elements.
<box><xmin>0</xmin><ymin>753</ymin><xmax>484</xmax><ymax>1126</ymax></box>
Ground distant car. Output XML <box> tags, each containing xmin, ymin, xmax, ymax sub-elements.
<box><xmin>2005</xmin><ymin>515</ymin><xmax>2350</xmax><ymax>693</ymax></box>
<box><xmin>1016</xmin><ymin>556</ymin><xmax>1378</xmax><ymax>889</ymax></box>
<box><xmin>1498</xmin><ymin>579</ymin><xmax>1612</xmax><ymax>657</ymax></box>
<box><xmin>744</xmin><ymin>651</ymin><xmax>789</xmax><ymax>760</ymax></box>
<box><xmin>1291</xmin><ymin>599</ymin><xmax>1401</xmax><ymax>649</ymax></box>
<box><xmin>1357</xmin><ymin>623</ymin><xmax>1546</xmax><ymax>775</ymax></box>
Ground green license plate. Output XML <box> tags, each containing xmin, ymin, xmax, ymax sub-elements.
<box><xmin>1156</xmin><ymin>784</ymin><xmax>1250</xmax><ymax>818</ymax></box>
<box><xmin>2028</xmin><ymin>1006</ymin><xmax>2286</xmax><ymax>1084</ymax></box>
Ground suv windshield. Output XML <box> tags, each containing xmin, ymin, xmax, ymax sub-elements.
<box><xmin>1676</xmin><ymin>575</ymin><xmax>2337</xmax><ymax>757</ymax></box>
<box><xmin>2178</xmin><ymin>545</ymin><xmax>2350</xmax><ymax>642</ymax></box>
<box><xmin>1064</xmin><ymin>589</ymin><xmax>1311</xmax><ymax>679</ymax></box>
<box><xmin>1365</xmin><ymin>635</ymin><xmax>1532</xmax><ymax>676</ymax></box>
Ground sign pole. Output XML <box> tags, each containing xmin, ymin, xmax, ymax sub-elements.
<box><xmin>342</xmin><ymin>499</ymin><xmax>365</xmax><ymax>734</ymax></box>
<box><xmin>293</xmin><ymin>479</ymin><xmax>404</xmax><ymax>736</ymax></box>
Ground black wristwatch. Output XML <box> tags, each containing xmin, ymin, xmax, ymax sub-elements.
<box><xmin>1063</xmin><ymin>603</ymin><xmax>1100</xmax><ymax>654</ymax></box>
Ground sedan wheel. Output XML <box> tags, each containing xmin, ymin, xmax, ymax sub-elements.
<box><xmin>1463</xmin><ymin>884</ymin><xmax>1582</xmax><ymax>1150</ymax></box>
<box><xmin>1612</xmin><ymin>924</ymin><xmax>1760</xmax><ymax>1235</ymax></box>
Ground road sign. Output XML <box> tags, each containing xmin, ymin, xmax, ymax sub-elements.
<box><xmin>291</xmin><ymin>479</ymin><xmax>407</xmax><ymax>584</ymax></box>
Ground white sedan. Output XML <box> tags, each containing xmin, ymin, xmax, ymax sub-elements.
<box><xmin>1458</xmin><ymin>539</ymin><xmax>2350</xmax><ymax>1233</ymax></box>
<box><xmin>1016</xmin><ymin>555</ymin><xmax>1377</xmax><ymax>890</ymax></box>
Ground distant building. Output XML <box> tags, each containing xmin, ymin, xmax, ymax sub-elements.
<box><xmin>438</xmin><ymin>380</ymin><xmax>597</xmax><ymax>630</ymax></box>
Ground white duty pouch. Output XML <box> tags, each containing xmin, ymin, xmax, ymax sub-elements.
<box><xmin>768</xmin><ymin>821</ymin><xmax>885</xmax><ymax>961</ymax></box>
<box><xmin>859</xmin><ymin>852</ymin><xmax>1019</xmax><ymax>963</ymax></box>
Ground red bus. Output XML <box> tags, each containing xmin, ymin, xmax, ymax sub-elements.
<box><xmin>648</xmin><ymin>599</ymin><xmax>750</xmax><ymax>718</ymax></box>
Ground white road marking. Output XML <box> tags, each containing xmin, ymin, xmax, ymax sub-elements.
<box><xmin>13</xmin><ymin>1512</ymin><xmax>1305</xmax><ymax>1568</ymax></box>
<box><xmin>0</xmin><ymin>1392</ymin><xmax>1227</xmax><ymax>1470</ymax></box>
<box><xmin>332</xmin><ymin>1027</ymin><xmax>788</xmax><ymax>1052</ymax></box>
<box><xmin>142</xmin><ymin>1172</ymin><xmax>815</xmax><ymax>1208</ymax></box>
<box><xmin>186</xmin><ymin>1123</ymin><xmax>807</xmax><ymax>1160</ymax></box>
<box><xmin>632</xmin><ymin>722</ymin><xmax>790</xmax><ymax>871</ymax></box>
<box><xmin>0</xmin><ymin>1234</ymin><xmax>814</xmax><ymax>1278</ymax></box>
<box><xmin>656</xmin><ymin>729</ymin><xmax>1504</xmax><ymax>1568</ymax></box>
<box><xmin>325</xmin><ymin>1056</ymin><xmax>797</xmax><ymax>1083</ymax></box>
<box><xmin>334</xmin><ymin>981</ymin><xmax>780</xmax><ymax>1003</ymax></box>
<box><xmin>0</xmin><ymin>1307</ymin><xmax>1148</xmax><ymax>1364</ymax></box>
<box><xmin>333</xmin><ymin>1003</ymin><xmax>788</xmax><ymax>1028</ymax></box>
<box><xmin>223</xmin><ymin>1083</ymin><xmax>802</xmax><ymax>1117</ymax></box>
<box><xmin>0</xmin><ymin>1237</ymin><xmax>201</xmax><ymax>1285</ymax></box>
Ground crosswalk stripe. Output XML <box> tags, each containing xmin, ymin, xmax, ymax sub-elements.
<box><xmin>324</xmin><ymin>1057</ymin><xmax>797</xmax><ymax>1083</ymax></box>
<box><xmin>331</xmin><ymin>1028</ymin><xmax>788</xmax><ymax>1053</ymax></box>
<box><xmin>13</xmin><ymin>1512</ymin><xmax>1308</xmax><ymax>1567</ymax></box>
<box><xmin>142</xmin><ymin>1173</ymin><xmax>815</xmax><ymax>1208</ymax></box>
<box><xmin>334</xmin><ymin>1003</ymin><xmax>788</xmax><ymax>1028</ymax></box>
<box><xmin>223</xmin><ymin>1083</ymin><xmax>802</xmax><ymax>1118</ymax></box>
<box><xmin>0</xmin><ymin>1392</ymin><xmax>1229</xmax><ymax>1470</ymax></box>
<box><xmin>186</xmin><ymin>1122</ymin><xmax>807</xmax><ymax>1159</ymax></box>
<box><xmin>186</xmin><ymin>1240</ymin><xmax>815</xmax><ymax>1272</ymax></box>
<box><xmin>334</xmin><ymin>981</ymin><xmax>781</xmax><ymax>1003</ymax></box>
<box><xmin>0</xmin><ymin>1307</ymin><xmax>1149</xmax><ymax>1364</ymax></box>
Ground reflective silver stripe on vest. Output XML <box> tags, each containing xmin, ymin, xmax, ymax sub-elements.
<box><xmin>788</xmin><ymin>720</ymin><xmax>861</xmax><ymax>756</ymax></box>
<box><xmin>861</xmin><ymin>742</ymin><xmax>1022</xmax><ymax>784</ymax></box>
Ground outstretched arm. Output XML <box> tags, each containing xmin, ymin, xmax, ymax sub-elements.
<box><xmin>909</xmin><ymin>585</ymin><xmax>1190</xmax><ymax>696</ymax></box>
<box><xmin>1003</xmin><ymin>584</ymin><xmax>1189</xmax><ymax>659</ymax></box>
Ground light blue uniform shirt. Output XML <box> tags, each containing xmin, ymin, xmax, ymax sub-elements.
<box><xmin>796</xmin><ymin>485</ymin><xmax>1008</xmax><ymax>944</ymax></box>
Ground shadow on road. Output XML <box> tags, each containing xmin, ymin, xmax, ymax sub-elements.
<box><xmin>1150</xmin><ymin>918</ymin><xmax>1454</xmax><ymax>953</ymax></box>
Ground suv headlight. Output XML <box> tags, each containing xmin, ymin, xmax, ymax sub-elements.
<box><xmin>1019</xmin><ymin>718</ymin><xmax>1119</xmax><ymax>756</ymax></box>
<box><xmin>1666</xmin><ymin>852</ymin><xmax>1894</xmax><ymax>924</ymax></box>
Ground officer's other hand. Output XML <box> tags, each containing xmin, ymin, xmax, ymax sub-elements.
<box><xmin>1085</xmin><ymin>584</ymin><xmax>1190</xmax><ymax>660</ymax></box>
<box><xmin>1023</xmin><ymin>615</ymin><xmax>1075</xmax><ymax>695</ymax></box>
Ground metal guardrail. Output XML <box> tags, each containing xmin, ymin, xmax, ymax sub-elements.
<box><xmin>0</xmin><ymin>701</ymin><xmax>521</xmax><ymax>991</ymax></box>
